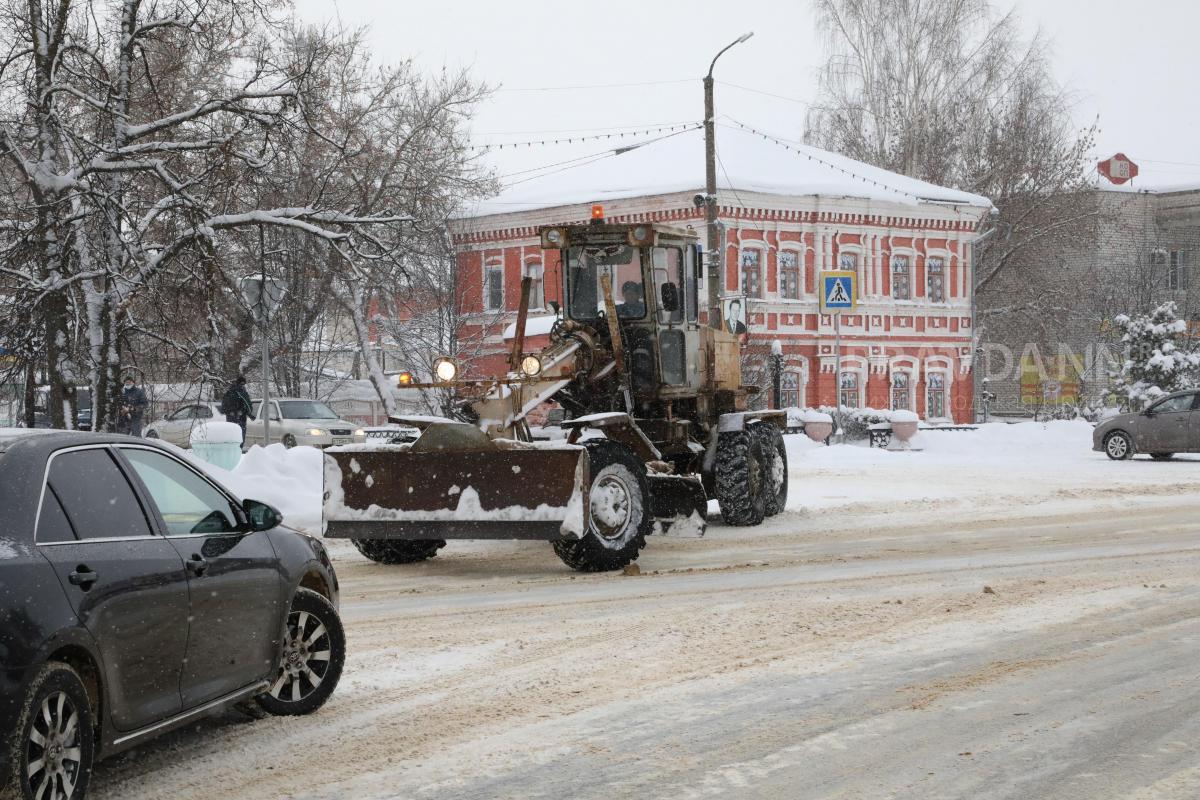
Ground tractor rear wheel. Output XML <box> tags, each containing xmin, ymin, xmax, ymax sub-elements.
<box><xmin>752</xmin><ymin>423</ymin><xmax>788</xmax><ymax>517</ymax></box>
<box><xmin>350</xmin><ymin>538</ymin><xmax>445</xmax><ymax>564</ymax></box>
<box><xmin>715</xmin><ymin>429</ymin><xmax>768</xmax><ymax>526</ymax></box>
<box><xmin>552</xmin><ymin>440</ymin><xmax>651</xmax><ymax>572</ymax></box>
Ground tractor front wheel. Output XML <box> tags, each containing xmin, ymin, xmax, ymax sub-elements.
<box><xmin>552</xmin><ymin>441</ymin><xmax>651</xmax><ymax>572</ymax></box>
<box><xmin>715</xmin><ymin>429</ymin><xmax>768</xmax><ymax>526</ymax></box>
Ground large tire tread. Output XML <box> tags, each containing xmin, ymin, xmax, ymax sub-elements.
<box><xmin>351</xmin><ymin>538</ymin><xmax>445</xmax><ymax>564</ymax></box>
<box><xmin>714</xmin><ymin>430</ymin><xmax>768</xmax><ymax>526</ymax></box>
<box><xmin>751</xmin><ymin>423</ymin><xmax>788</xmax><ymax>517</ymax></box>
<box><xmin>551</xmin><ymin>441</ymin><xmax>650</xmax><ymax>572</ymax></box>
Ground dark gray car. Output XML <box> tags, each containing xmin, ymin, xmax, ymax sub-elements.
<box><xmin>1092</xmin><ymin>390</ymin><xmax>1200</xmax><ymax>460</ymax></box>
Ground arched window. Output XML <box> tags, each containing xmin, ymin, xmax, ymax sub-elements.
<box><xmin>839</xmin><ymin>372</ymin><xmax>860</xmax><ymax>409</ymax></box>
<box><xmin>891</xmin><ymin>254</ymin><xmax>911</xmax><ymax>300</ymax></box>
<box><xmin>926</xmin><ymin>256</ymin><xmax>945</xmax><ymax>302</ymax></box>
<box><xmin>926</xmin><ymin>373</ymin><xmax>947</xmax><ymax>419</ymax></box>
<box><xmin>891</xmin><ymin>372</ymin><xmax>912</xmax><ymax>411</ymax></box>
<box><xmin>523</xmin><ymin>259</ymin><xmax>545</xmax><ymax>309</ymax></box>
<box><xmin>484</xmin><ymin>259</ymin><xmax>504</xmax><ymax>311</ymax></box>
<box><xmin>740</xmin><ymin>247</ymin><xmax>764</xmax><ymax>298</ymax></box>
<box><xmin>778</xmin><ymin>249</ymin><xmax>802</xmax><ymax>300</ymax></box>
<box><xmin>781</xmin><ymin>371</ymin><xmax>801</xmax><ymax>408</ymax></box>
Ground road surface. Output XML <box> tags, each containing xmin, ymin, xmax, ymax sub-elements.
<box><xmin>91</xmin><ymin>492</ymin><xmax>1200</xmax><ymax>799</ymax></box>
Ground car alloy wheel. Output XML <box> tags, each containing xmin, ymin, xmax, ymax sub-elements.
<box><xmin>282</xmin><ymin>433</ymin><xmax>297</xmax><ymax>448</ymax></box>
<box><xmin>270</xmin><ymin>608</ymin><xmax>332</xmax><ymax>704</ymax></box>
<box><xmin>1105</xmin><ymin>431</ymin><xmax>1132</xmax><ymax>460</ymax></box>
<box><xmin>25</xmin><ymin>691</ymin><xmax>85</xmax><ymax>800</ymax></box>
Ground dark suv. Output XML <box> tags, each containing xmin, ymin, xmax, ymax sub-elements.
<box><xmin>0</xmin><ymin>431</ymin><xmax>344</xmax><ymax>800</ymax></box>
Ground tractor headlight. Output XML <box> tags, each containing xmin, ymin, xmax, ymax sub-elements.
<box><xmin>433</xmin><ymin>357</ymin><xmax>459</xmax><ymax>382</ymax></box>
<box><xmin>520</xmin><ymin>355</ymin><xmax>543</xmax><ymax>377</ymax></box>
<box><xmin>540</xmin><ymin>227</ymin><xmax>568</xmax><ymax>249</ymax></box>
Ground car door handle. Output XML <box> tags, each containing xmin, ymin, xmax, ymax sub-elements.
<box><xmin>68</xmin><ymin>567</ymin><xmax>98</xmax><ymax>589</ymax></box>
<box><xmin>186</xmin><ymin>555</ymin><xmax>209</xmax><ymax>576</ymax></box>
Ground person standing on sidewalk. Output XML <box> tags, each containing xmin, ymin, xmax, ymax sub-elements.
<box><xmin>221</xmin><ymin>376</ymin><xmax>256</xmax><ymax>444</ymax></box>
<box><xmin>117</xmin><ymin>376</ymin><xmax>149</xmax><ymax>436</ymax></box>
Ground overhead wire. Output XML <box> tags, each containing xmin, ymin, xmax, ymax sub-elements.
<box><xmin>467</xmin><ymin>122</ymin><xmax>702</xmax><ymax>152</ymax></box>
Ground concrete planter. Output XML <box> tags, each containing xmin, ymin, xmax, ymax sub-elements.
<box><xmin>804</xmin><ymin>421</ymin><xmax>834</xmax><ymax>442</ymax></box>
<box><xmin>891</xmin><ymin>421</ymin><xmax>919</xmax><ymax>442</ymax></box>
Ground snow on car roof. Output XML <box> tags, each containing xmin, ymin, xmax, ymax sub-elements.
<box><xmin>462</xmin><ymin>124</ymin><xmax>991</xmax><ymax>220</ymax></box>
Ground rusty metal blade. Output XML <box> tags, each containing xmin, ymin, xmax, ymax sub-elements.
<box><xmin>323</xmin><ymin>439</ymin><xmax>589</xmax><ymax>541</ymax></box>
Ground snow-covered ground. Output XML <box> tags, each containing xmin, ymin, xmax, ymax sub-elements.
<box><xmin>88</xmin><ymin>420</ymin><xmax>1200</xmax><ymax>800</ymax></box>
<box><xmin>205</xmin><ymin>420</ymin><xmax>1200</xmax><ymax>541</ymax></box>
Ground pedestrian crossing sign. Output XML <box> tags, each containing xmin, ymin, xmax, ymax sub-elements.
<box><xmin>820</xmin><ymin>270</ymin><xmax>856</xmax><ymax>313</ymax></box>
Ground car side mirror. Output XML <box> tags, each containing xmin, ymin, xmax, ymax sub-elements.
<box><xmin>660</xmin><ymin>283</ymin><xmax>680</xmax><ymax>313</ymax></box>
<box><xmin>548</xmin><ymin>300</ymin><xmax>561</xmax><ymax>315</ymax></box>
<box><xmin>242</xmin><ymin>499</ymin><xmax>283</xmax><ymax>532</ymax></box>
<box><xmin>1143</xmin><ymin>409</ymin><xmax>1155</xmax><ymax>417</ymax></box>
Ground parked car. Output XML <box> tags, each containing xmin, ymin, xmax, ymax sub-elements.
<box><xmin>0</xmin><ymin>430</ymin><xmax>344</xmax><ymax>800</ymax></box>
<box><xmin>1093</xmin><ymin>389</ymin><xmax>1200</xmax><ymax>460</ymax></box>
<box><xmin>245</xmin><ymin>398</ymin><xmax>366</xmax><ymax>449</ymax></box>
<box><xmin>144</xmin><ymin>402</ymin><xmax>224</xmax><ymax>446</ymax></box>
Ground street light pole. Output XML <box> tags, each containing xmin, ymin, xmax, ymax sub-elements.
<box><xmin>260</xmin><ymin>225</ymin><xmax>271</xmax><ymax>445</ymax></box>
<box><xmin>704</xmin><ymin>31</ymin><xmax>754</xmax><ymax>329</ymax></box>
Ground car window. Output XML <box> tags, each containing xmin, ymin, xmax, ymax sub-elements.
<box><xmin>120</xmin><ymin>448</ymin><xmax>241</xmax><ymax>536</ymax></box>
<box><xmin>168</xmin><ymin>407</ymin><xmax>189</xmax><ymax>421</ymax></box>
<box><xmin>278</xmin><ymin>400</ymin><xmax>338</xmax><ymax>419</ymax></box>
<box><xmin>49</xmin><ymin>448</ymin><xmax>155</xmax><ymax>540</ymax></box>
<box><xmin>196</xmin><ymin>406</ymin><xmax>213</xmax><ymax>419</ymax></box>
<box><xmin>1152</xmin><ymin>394</ymin><xmax>1193</xmax><ymax>413</ymax></box>
<box><xmin>36</xmin><ymin>486</ymin><xmax>77</xmax><ymax>543</ymax></box>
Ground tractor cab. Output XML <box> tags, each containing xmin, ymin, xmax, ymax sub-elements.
<box><xmin>540</xmin><ymin>216</ymin><xmax>705</xmax><ymax>401</ymax></box>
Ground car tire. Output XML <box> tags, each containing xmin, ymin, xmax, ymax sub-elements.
<box><xmin>257</xmin><ymin>589</ymin><xmax>345</xmax><ymax>717</ymax></box>
<box><xmin>2</xmin><ymin>662</ymin><xmax>94</xmax><ymax>800</ymax></box>
<box><xmin>1150</xmin><ymin>452</ymin><xmax>1174</xmax><ymax>461</ymax></box>
<box><xmin>1104</xmin><ymin>430</ymin><xmax>1133</xmax><ymax>461</ymax></box>
<box><xmin>282</xmin><ymin>433</ymin><xmax>297</xmax><ymax>449</ymax></box>
<box><xmin>551</xmin><ymin>440</ymin><xmax>651</xmax><ymax>572</ymax></box>
<box><xmin>144</xmin><ymin>429</ymin><xmax>159</xmax><ymax>439</ymax></box>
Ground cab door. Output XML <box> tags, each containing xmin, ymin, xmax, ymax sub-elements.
<box><xmin>652</xmin><ymin>245</ymin><xmax>692</xmax><ymax>387</ymax></box>
<box><xmin>117</xmin><ymin>445</ymin><xmax>285</xmax><ymax>707</ymax></box>
<box><xmin>35</xmin><ymin>446</ymin><xmax>190</xmax><ymax>731</ymax></box>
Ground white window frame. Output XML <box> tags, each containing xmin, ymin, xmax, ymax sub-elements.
<box><xmin>777</xmin><ymin>246</ymin><xmax>803</xmax><ymax>301</ymax></box>
<box><xmin>925</xmin><ymin>249</ymin><xmax>949</xmax><ymax>303</ymax></box>
<box><xmin>838</xmin><ymin>356</ymin><xmax>867</xmax><ymax>409</ymax></box>
<box><xmin>523</xmin><ymin>258</ymin><xmax>545</xmax><ymax>310</ymax></box>
<box><xmin>889</xmin><ymin>357</ymin><xmax>919</xmax><ymax>412</ymax></box>
<box><xmin>739</xmin><ymin>245</ymin><xmax>765</xmax><ymax>299</ymax></box>
<box><xmin>484</xmin><ymin>259</ymin><xmax>505</xmax><ymax>312</ymax></box>
<box><xmin>838</xmin><ymin>247</ymin><xmax>862</xmax><ymax>299</ymax></box>
<box><xmin>890</xmin><ymin>250</ymin><xmax>914</xmax><ymax>301</ymax></box>
<box><xmin>924</xmin><ymin>356</ymin><xmax>954</xmax><ymax>421</ymax></box>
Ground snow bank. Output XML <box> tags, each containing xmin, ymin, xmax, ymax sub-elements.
<box><xmin>190</xmin><ymin>420</ymin><xmax>243</xmax><ymax>443</ymax></box>
<box><xmin>180</xmin><ymin>443</ymin><xmax>324</xmax><ymax>534</ymax></box>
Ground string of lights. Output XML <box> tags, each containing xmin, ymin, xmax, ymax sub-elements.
<box><xmin>720</xmin><ymin>118</ymin><xmax>929</xmax><ymax>203</ymax></box>
<box><xmin>467</xmin><ymin>122</ymin><xmax>702</xmax><ymax>152</ymax></box>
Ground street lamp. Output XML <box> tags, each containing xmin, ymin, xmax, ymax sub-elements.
<box><xmin>703</xmin><ymin>31</ymin><xmax>754</xmax><ymax>329</ymax></box>
<box><xmin>770</xmin><ymin>338</ymin><xmax>783</xmax><ymax>409</ymax></box>
<box><xmin>240</xmin><ymin>239</ymin><xmax>287</xmax><ymax>443</ymax></box>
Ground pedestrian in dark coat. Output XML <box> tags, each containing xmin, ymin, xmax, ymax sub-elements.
<box><xmin>221</xmin><ymin>376</ymin><xmax>255</xmax><ymax>443</ymax></box>
<box><xmin>118</xmin><ymin>376</ymin><xmax>149</xmax><ymax>436</ymax></box>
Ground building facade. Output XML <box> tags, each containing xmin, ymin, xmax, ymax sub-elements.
<box><xmin>446</xmin><ymin>128</ymin><xmax>991</xmax><ymax>423</ymax></box>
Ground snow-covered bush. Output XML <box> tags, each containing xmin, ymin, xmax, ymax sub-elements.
<box><xmin>1109</xmin><ymin>302</ymin><xmax>1200</xmax><ymax>410</ymax></box>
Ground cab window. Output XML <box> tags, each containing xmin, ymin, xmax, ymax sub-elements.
<box><xmin>566</xmin><ymin>245</ymin><xmax>644</xmax><ymax>321</ymax></box>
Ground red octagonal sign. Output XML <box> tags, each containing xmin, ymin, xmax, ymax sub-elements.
<box><xmin>1098</xmin><ymin>153</ymin><xmax>1139</xmax><ymax>185</ymax></box>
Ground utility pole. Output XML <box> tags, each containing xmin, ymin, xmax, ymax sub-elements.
<box><xmin>704</xmin><ymin>32</ymin><xmax>754</xmax><ymax>329</ymax></box>
<box><xmin>261</xmin><ymin>225</ymin><xmax>271</xmax><ymax>445</ymax></box>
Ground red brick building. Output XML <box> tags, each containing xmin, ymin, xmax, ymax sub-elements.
<box><xmin>449</xmin><ymin>126</ymin><xmax>992</xmax><ymax>422</ymax></box>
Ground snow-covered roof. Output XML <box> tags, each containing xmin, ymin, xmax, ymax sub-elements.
<box><xmin>1092</xmin><ymin>178</ymin><xmax>1200</xmax><ymax>195</ymax></box>
<box><xmin>463</xmin><ymin>125</ymin><xmax>991</xmax><ymax>220</ymax></box>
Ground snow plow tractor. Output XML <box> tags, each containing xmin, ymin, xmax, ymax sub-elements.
<box><xmin>323</xmin><ymin>214</ymin><xmax>787</xmax><ymax>572</ymax></box>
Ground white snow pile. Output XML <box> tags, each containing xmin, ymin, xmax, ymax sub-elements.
<box><xmin>888</xmin><ymin>409</ymin><xmax>919</xmax><ymax>423</ymax></box>
<box><xmin>190</xmin><ymin>420</ymin><xmax>243</xmax><ymax>443</ymax></box>
<box><xmin>184</xmin><ymin>443</ymin><xmax>324</xmax><ymax>534</ymax></box>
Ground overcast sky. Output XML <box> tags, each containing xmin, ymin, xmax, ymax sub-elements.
<box><xmin>292</xmin><ymin>0</ymin><xmax>1200</xmax><ymax>188</ymax></box>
